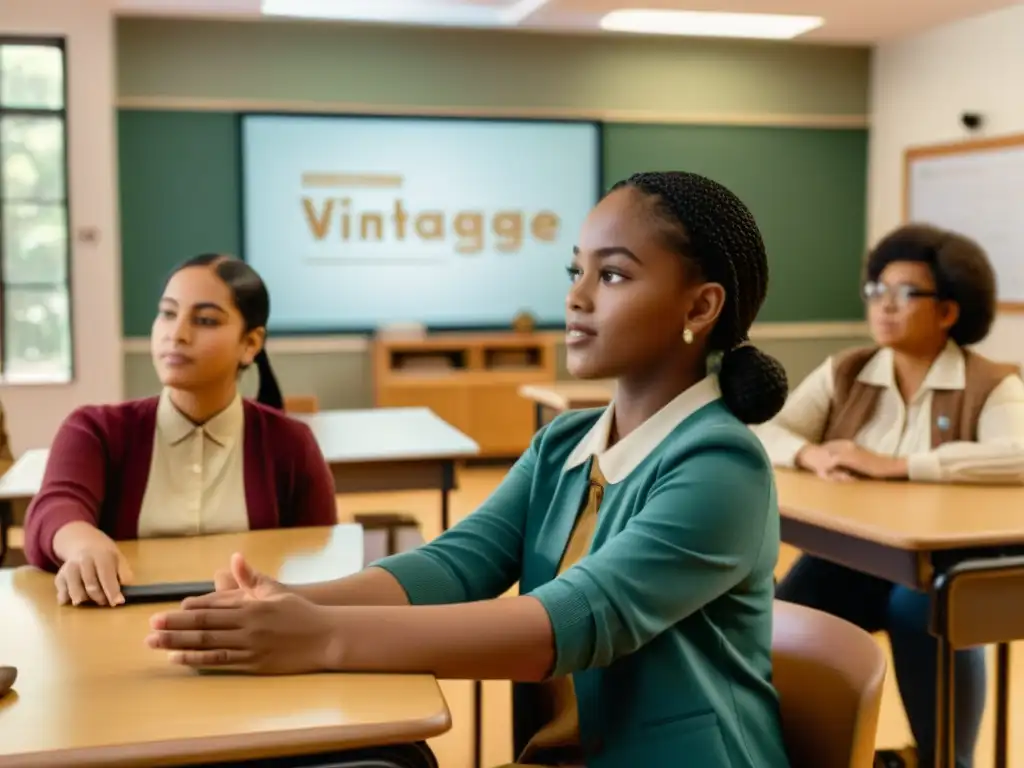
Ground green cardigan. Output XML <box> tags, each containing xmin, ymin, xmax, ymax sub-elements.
<box><xmin>376</xmin><ymin>380</ymin><xmax>789</xmax><ymax>768</ymax></box>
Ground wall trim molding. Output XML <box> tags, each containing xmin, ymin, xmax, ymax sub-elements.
<box><xmin>749</xmin><ymin>321</ymin><xmax>869</xmax><ymax>340</ymax></box>
<box><xmin>121</xmin><ymin>335</ymin><xmax>371</xmax><ymax>354</ymax></box>
<box><xmin>121</xmin><ymin>322</ymin><xmax>869</xmax><ymax>355</ymax></box>
<box><xmin>115</xmin><ymin>96</ymin><xmax>870</xmax><ymax>129</ymax></box>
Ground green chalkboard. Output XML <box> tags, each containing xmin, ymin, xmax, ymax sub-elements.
<box><xmin>118</xmin><ymin>111</ymin><xmax>241</xmax><ymax>337</ymax></box>
<box><xmin>602</xmin><ymin>124</ymin><xmax>867</xmax><ymax>323</ymax></box>
<box><xmin>118</xmin><ymin>111</ymin><xmax>867</xmax><ymax>336</ymax></box>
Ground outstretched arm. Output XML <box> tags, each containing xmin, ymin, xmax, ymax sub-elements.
<box><xmin>325</xmin><ymin>442</ymin><xmax>770</xmax><ymax>680</ymax></box>
<box><xmin>149</xmin><ymin>442</ymin><xmax>770</xmax><ymax>682</ymax></box>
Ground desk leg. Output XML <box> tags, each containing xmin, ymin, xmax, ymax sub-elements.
<box><xmin>473</xmin><ymin>680</ymin><xmax>483</xmax><ymax>768</ymax></box>
<box><xmin>935</xmin><ymin>626</ymin><xmax>956</xmax><ymax>768</ymax></box>
<box><xmin>440</xmin><ymin>460</ymin><xmax>454</xmax><ymax>532</ymax></box>
<box><xmin>995</xmin><ymin>642</ymin><xmax>1010</xmax><ymax>768</ymax></box>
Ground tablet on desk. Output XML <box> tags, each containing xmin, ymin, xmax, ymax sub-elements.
<box><xmin>120</xmin><ymin>581</ymin><xmax>216</xmax><ymax>604</ymax></box>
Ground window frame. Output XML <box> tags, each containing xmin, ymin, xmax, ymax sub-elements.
<box><xmin>0</xmin><ymin>35</ymin><xmax>74</xmax><ymax>385</ymax></box>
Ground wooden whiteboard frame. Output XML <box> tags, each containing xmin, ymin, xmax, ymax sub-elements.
<box><xmin>903</xmin><ymin>132</ymin><xmax>1024</xmax><ymax>312</ymax></box>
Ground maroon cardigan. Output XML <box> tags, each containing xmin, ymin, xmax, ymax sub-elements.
<box><xmin>23</xmin><ymin>397</ymin><xmax>337</xmax><ymax>571</ymax></box>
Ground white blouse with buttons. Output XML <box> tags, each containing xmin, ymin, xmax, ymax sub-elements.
<box><xmin>136</xmin><ymin>390</ymin><xmax>250</xmax><ymax>538</ymax></box>
<box><xmin>754</xmin><ymin>341</ymin><xmax>1024</xmax><ymax>484</ymax></box>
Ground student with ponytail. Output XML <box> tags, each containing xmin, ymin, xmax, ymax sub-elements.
<box><xmin>24</xmin><ymin>254</ymin><xmax>335</xmax><ymax>607</ymax></box>
<box><xmin>147</xmin><ymin>174</ymin><xmax>791</xmax><ymax>768</ymax></box>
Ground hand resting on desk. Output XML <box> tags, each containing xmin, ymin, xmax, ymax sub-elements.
<box><xmin>52</xmin><ymin>522</ymin><xmax>134</xmax><ymax>607</ymax></box>
<box><xmin>146</xmin><ymin>553</ymin><xmax>334</xmax><ymax>674</ymax></box>
<box><xmin>797</xmin><ymin>440</ymin><xmax>909</xmax><ymax>481</ymax></box>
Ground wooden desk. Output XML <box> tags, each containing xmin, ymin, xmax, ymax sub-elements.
<box><xmin>292</xmin><ymin>408</ymin><xmax>480</xmax><ymax>530</ymax></box>
<box><xmin>0</xmin><ymin>525</ymin><xmax>450</xmax><ymax>767</ymax></box>
<box><xmin>0</xmin><ymin>449</ymin><xmax>46</xmax><ymax>504</ymax></box>
<box><xmin>776</xmin><ymin>469</ymin><xmax>1024</xmax><ymax>587</ymax></box>
<box><xmin>776</xmin><ymin>469</ymin><xmax>1024</xmax><ymax>768</ymax></box>
<box><xmin>517</xmin><ymin>381</ymin><xmax>614</xmax><ymax>430</ymax></box>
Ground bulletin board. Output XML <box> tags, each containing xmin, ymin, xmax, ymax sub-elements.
<box><xmin>904</xmin><ymin>133</ymin><xmax>1024</xmax><ymax>312</ymax></box>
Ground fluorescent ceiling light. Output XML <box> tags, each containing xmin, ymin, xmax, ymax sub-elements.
<box><xmin>599</xmin><ymin>9</ymin><xmax>824</xmax><ymax>39</ymax></box>
<box><xmin>261</xmin><ymin>0</ymin><xmax>550</xmax><ymax>26</ymax></box>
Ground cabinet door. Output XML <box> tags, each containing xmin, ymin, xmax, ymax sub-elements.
<box><xmin>467</xmin><ymin>383</ymin><xmax>537</xmax><ymax>457</ymax></box>
<box><xmin>377</xmin><ymin>384</ymin><xmax>473</xmax><ymax>436</ymax></box>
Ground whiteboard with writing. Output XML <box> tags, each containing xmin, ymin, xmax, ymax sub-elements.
<box><xmin>907</xmin><ymin>140</ymin><xmax>1024</xmax><ymax>306</ymax></box>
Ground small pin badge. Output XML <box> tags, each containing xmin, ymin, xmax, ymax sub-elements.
<box><xmin>937</xmin><ymin>415</ymin><xmax>951</xmax><ymax>431</ymax></box>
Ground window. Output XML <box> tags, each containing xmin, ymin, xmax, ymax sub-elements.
<box><xmin>0</xmin><ymin>38</ymin><xmax>71</xmax><ymax>383</ymax></box>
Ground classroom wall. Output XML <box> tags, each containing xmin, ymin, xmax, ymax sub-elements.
<box><xmin>116</xmin><ymin>18</ymin><xmax>873</xmax><ymax>405</ymax></box>
<box><xmin>0</xmin><ymin>0</ymin><xmax>122</xmax><ymax>451</ymax></box>
<box><xmin>0</xmin><ymin>13</ymin><xmax>876</xmax><ymax>443</ymax></box>
<box><xmin>869</xmin><ymin>3</ymin><xmax>1024</xmax><ymax>367</ymax></box>
<box><xmin>117</xmin><ymin>18</ymin><xmax>871</xmax><ymax>120</ymax></box>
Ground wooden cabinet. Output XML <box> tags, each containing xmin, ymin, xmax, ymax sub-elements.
<box><xmin>372</xmin><ymin>332</ymin><xmax>559</xmax><ymax>457</ymax></box>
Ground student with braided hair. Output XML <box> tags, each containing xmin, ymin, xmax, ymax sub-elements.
<box><xmin>145</xmin><ymin>172</ymin><xmax>791</xmax><ymax>768</ymax></box>
<box><xmin>756</xmin><ymin>223</ymin><xmax>1024</xmax><ymax>768</ymax></box>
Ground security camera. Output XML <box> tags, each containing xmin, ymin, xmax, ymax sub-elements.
<box><xmin>961</xmin><ymin>112</ymin><xmax>983</xmax><ymax>131</ymax></box>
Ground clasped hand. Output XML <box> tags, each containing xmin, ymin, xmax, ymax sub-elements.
<box><xmin>145</xmin><ymin>553</ymin><xmax>338</xmax><ymax>674</ymax></box>
<box><xmin>798</xmin><ymin>440</ymin><xmax>908</xmax><ymax>481</ymax></box>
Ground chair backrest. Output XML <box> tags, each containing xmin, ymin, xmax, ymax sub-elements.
<box><xmin>772</xmin><ymin>599</ymin><xmax>887</xmax><ymax>768</ymax></box>
<box><xmin>284</xmin><ymin>394</ymin><xmax>319</xmax><ymax>414</ymax></box>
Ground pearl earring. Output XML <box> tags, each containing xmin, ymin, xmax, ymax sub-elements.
<box><xmin>682</xmin><ymin>328</ymin><xmax>694</xmax><ymax>344</ymax></box>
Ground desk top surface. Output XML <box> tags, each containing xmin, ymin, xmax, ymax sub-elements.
<box><xmin>776</xmin><ymin>468</ymin><xmax>1024</xmax><ymax>550</ymax></box>
<box><xmin>0</xmin><ymin>525</ymin><xmax>449</xmax><ymax>767</ymax></box>
<box><xmin>291</xmin><ymin>407</ymin><xmax>479</xmax><ymax>463</ymax></box>
<box><xmin>0</xmin><ymin>449</ymin><xmax>46</xmax><ymax>500</ymax></box>
<box><xmin>517</xmin><ymin>381</ymin><xmax>615</xmax><ymax>411</ymax></box>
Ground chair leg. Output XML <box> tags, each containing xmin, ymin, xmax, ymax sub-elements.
<box><xmin>354</xmin><ymin>513</ymin><xmax>421</xmax><ymax>557</ymax></box>
<box><xmin>995</xmin><ymin>642</ymin><xmax>1010</xmax><ymax>768</ymax></box>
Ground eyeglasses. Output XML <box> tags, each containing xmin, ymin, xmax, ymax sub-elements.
<box><xmin>861</xmin><ymin>281</ymin><xmax>940</xmax><ymax>307</ymax></box>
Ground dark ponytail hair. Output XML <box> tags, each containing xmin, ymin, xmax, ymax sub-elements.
<box><xmin>610</xmin><ymin>172</ymin><xmax>788</xmax><ymax>424</ymax></box>
<box><xmin>252</xmin><ymin>348</ymin><xmax>284</xmax><ymax>410</ymax></box>
<box><xmin>164</xmin><ymin>253</ymin><xmax>285</xmax><ymax>411</ymax></box>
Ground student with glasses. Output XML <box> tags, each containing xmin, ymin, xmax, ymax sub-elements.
<box><xmin>755</xmin><ymin>223</ymin><xmax>1024</xmax><ymax>768</ymax></box>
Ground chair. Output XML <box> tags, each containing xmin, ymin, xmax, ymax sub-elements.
<box><xmin>931</xmin><ymin>554</ymin><xmax>1024</xmax><ymax>768</ymax></box>
<box><xmin>284</xmin><ymin>394</ymin><xmax>320</xmax><ymax>414</ymax></box>
<box><xmin>357</xmin><ymin>512</ymin><xmax>425</xmax><ymax>562</ymax></box>
<box><xmin>773</xmin><ymin>599</ymin><xmax>887</xmax><ymax>768</ymax></box>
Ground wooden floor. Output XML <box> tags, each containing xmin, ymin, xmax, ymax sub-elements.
<box><xmin>5</xmin><ymin>464</ymin><xmax>1021</xmax><ymax>766</ymax></box>
<box><xmin>340</xmin><ymin>463</ymin><xmax>1024</xmax><ymax>768</ymax></box>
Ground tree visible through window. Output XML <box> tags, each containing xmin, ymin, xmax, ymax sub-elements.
<box><xmin>0</xmin><ymin>39</ymin><xmax>71</xmax><ymax>383</ymax></box>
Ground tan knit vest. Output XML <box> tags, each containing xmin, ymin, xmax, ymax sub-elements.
<box><xmin>822</xmin><ymin>346</ymin><xmax>1019</xmax><ymax>449</ymax></box>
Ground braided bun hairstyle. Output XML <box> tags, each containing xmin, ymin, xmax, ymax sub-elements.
<box><xmin>610</xmin><ymin>172</ymin><xmax>788</xmax><ymax>424</ymax></box>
